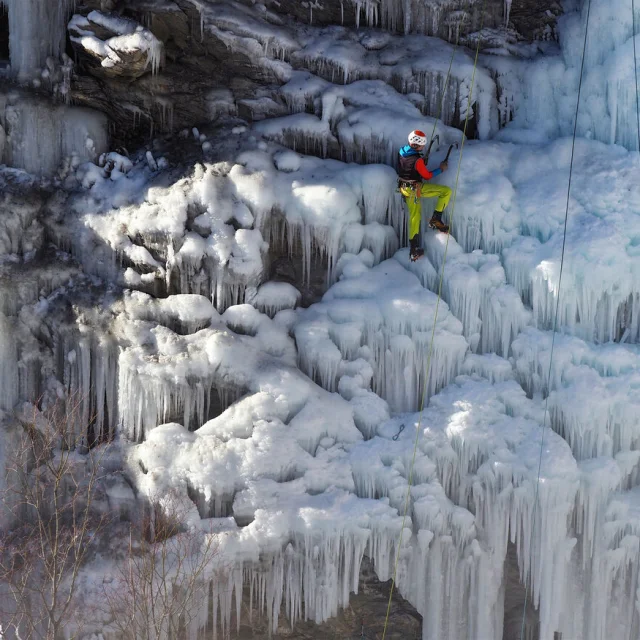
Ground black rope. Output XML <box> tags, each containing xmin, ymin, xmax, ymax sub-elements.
<box><xmin>518</xmin><ymin>0</ymin><xmax>592</xmax><ymax>637</ymax></box>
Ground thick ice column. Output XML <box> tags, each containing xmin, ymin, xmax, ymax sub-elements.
<box><xmin>0</xmin><ymin>312</ymin><xmax>18</xmax><ymax>412</ymax></box>
<box><xmin>2</xmin><ymin>96</ymin><xmax>108</xmax><ymax>176</ymax></box>
<box><xmin>6</xmin><ymin>0</ymin><xmax>72</xmax><ymax>82</ymax></box>
<box><xmin>416</xmin><ymin>234</ymin><xmax>530</xmax><ymax>357</ymax></box>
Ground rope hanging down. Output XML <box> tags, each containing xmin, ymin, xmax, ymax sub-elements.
<box><xmin>518</xmin><ymin>0</ymin><xmax>592</xmax><ymax>637</ymax></box>
<box><xmin>380</xmin><ymin>4</ymin><xmax>486</xmax><ymax>637</ymax></box>
<box><xmin>425</xmin><ymin>28</ymin><xmax>462</xmax><ymax>154</ymax></box>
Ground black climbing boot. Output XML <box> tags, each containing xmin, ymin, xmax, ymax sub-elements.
<box><xmin>429</xmin><ymin>210</ymin><xmax>449</xmax><ymax>233</ymax></box>
<box><xmin>409</xmin><ymin>235</ymin><xmax>424</xmax><ymax>262</ymax></box>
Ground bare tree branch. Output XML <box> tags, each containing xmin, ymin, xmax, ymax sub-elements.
<box><xmin>101</xmin><ymin>491</ymin><xmax>220</xmax><ymax>640</ymax></box>
<box><xmin>0</xmin><ymin>397</ymin><xmax>113</xmax><ymax>640</ymax></box>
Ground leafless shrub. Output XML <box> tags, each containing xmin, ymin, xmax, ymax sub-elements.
<box><xmin>0</xmin><ymin>397</ymin><xmax>112</xmax><ymax>640</ymax></box>
<box><xmin>101</xmin><ymin>491</ymin><xmax>220</xmax><ymax>640</ymax></box>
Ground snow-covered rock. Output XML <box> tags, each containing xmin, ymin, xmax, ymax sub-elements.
<box><xmin>68</xmin><ymin>11</ymin><xmax>164</xmax><ymax>79</ymax></box>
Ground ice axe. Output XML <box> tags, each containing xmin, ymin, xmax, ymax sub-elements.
<box><xmin>443</xmin><ymin>141</ymin><xmax>458</xmax><ymax>164</ymax></box>
<box><xmin>424</xmin><ymin>134</ymin><xmax>439</xmax><ymax>163</ymax></box>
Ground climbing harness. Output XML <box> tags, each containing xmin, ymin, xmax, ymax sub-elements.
<box><xmin>518</xmin><ymin>0</ymin><xmax>592</xmax><ymax>638</ymax></box>
<box><xmin>381</xmin><ymin>2</ymin><xmax>487</xmax><ymax>637</ymax></box>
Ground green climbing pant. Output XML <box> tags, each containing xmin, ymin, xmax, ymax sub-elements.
<box><xmin>400</xmin><ymin>183</ymin><xmax>452</xmax><ymax>238</ymax></box>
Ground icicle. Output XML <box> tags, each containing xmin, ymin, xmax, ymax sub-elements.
<box><xmin>0</xmin><ymin>313</ymin><xmax>19</xmax><ymax>412</ymax></box>
<box><xmin>504</xmin><ymin>0</ymin><xmax>512</xmax><ymax>27</ymax></box>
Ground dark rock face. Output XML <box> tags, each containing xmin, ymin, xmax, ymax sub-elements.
<box><xmin>234</xmin><ymin>558</ymin><xmax>422</xmax><ymax>640</ymax></box>
<box><xmin>70</xmin><ymin>0</ymin><xmax>287</xmax><ymax>148</ymax></box>
<box><xmin>508</xmin><ymin>0</ymin><xmax>564</xmax><ymax>41</ymax></box>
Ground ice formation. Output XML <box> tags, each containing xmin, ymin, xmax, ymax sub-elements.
<box><xmin>3</xmin><ymin>0</ymin><xmax>640</xmax><ymax>639</ymax></box>
<box><xmin>3</xmin><ymin>126</ymin><xmax>640</xmax><ymax>639</ymax></box>
<box><xmin>294</xmin><ymin>252</ymin><xmax>468</xmax><ymax>412</ymax></box>
<box><xmin>4</xmin><ymin>130</ymin><xmax>640</xmax><ymax>638</ymax></box>
<box><xmin>290</xmin><ymin>30</ymin><xmax>498</xmax><ymax>139</ymax></box>
<box><xmin>188</xmin><ymin>0</ymin><xmax>498</xmax><ymax>143</ymax></box>
<box><xmin>0</xmin><ymin>94</ymin><xmax>108</xmax><ymax>175</ymax></box>
<box><xmin>491</xmin><ymin>0</ymin><xmax>640</xmax><ymax>151</ymax></box>
<box><xmin>5</xmin><ymin>0</ymin><xmax>72</xmax><ymax>81</ymax></box>
<box><xmin>262</xmin><ymin>76</ymin><xmax>466</xmax><ymax>165</ymax></box>
<box><xmin>348</xmin><ymin>0</ymin><xmax>484</xmax><ymax>37</ymax></box>
<box><xmin>51</xmin><ymin>142</ymin><xmax>405</xmax><ymax>309</ymax></box>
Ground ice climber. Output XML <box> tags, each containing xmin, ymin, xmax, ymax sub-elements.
<box><xmin>398</xmin><ymin>130</ymin><xmax>452</xmax><ymax>261</ymax></box>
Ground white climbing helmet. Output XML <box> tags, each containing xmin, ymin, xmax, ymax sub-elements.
<box><xmin>408</xmin><ymin>129</ymin><xmax>427</xmax><ymax>146</ymax></box>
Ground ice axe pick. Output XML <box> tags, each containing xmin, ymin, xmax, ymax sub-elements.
<box><xmin>444</xmin><ymin>142</ymin><xmax>458</xmax><ymax>164</ymax></box>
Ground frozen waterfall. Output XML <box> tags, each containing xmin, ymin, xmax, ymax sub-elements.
<box><xmin>1</xmin><ymin>0</ymin><xmax>640</xmax><ymax>639</ymax></box>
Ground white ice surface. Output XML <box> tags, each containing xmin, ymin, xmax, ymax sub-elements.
<box><xmin>60</xmin><ymin>144</ymin><xmax>404</xmax><ymax>310</ymax></box>
<box><xmin>295</xmin><ymin>252</ymin><xmax>468</xmax><ymax>412</ymax></box>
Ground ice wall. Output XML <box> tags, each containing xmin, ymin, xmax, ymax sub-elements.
<box><xmin>289</xmin><ymin>30</ymin><xmax>499</xmax><ymax>141</ymax></box>
<box><xmin>5</xmin><ymin>0</ymin><xmax>72</xmax><ymax>82</ymax></box>
<box><xmin>348</xmin><ymin>0</ymin><xmax>489</xmax><ymax>39</ymax></box>
<box><xmin>443</xmin><ymin>139</ymin><xmax>640</xmax><ymax>345</ymax></box>
<box><xmin>0</xmin><ymin>94</ymin><xmax>108</xmax><ymax>176</ymax></box>
<box><xmin>262</xmin><ymin>76</ymin><xmax>467</xmax><ymax>166</ymax></box>
<box><xmin>295</xmin><ymin>252</ymin><xmax>468</xmax><ymax>413</ymax></box>
<box><xmin>512</xmin><ymin>328</ymin><xmax>640</xmax><ymax>463</ymax></box>
<box><xmin>123</xmin><ymin>358</ymin><xmax>640</xmax><ymax>640</ymax></box>
<box><xmin>4</xmin><ymin>0</ymin><xmax>640</xmax><ymax>620</ymax></box>
<box><xmin>190</xmin><ymin>1</ymin><xmax>499</xmax><ymax>145</ymax></box>
<box><xmin>495</xmin><ymin>0</ymin><xmax>640</xmax><ymax>151</ymax></box>
<box><xmin>53</xmin><ymin>142</ymin><xmax>405</xmax><ymax>312</ymax></box>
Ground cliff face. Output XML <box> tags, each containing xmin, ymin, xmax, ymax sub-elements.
<box><xmin>0</xmin><ymin>3</ymin><xmax>572</xmax><ymax>639</ymax></box>
<box><xmin>0</xmin><ymin>0</ymin><xmax>562</xmax><ymax>165</ymax></box>
<box><xmin>67</xmin><ymin>0</ymin><xmax>562</xmax><ymax>148</ymax></box>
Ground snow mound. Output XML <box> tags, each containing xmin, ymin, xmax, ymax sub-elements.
<box><xmin>249</xmin><ymin>281</ymin><xmax>301</xmax><ymax>316</ymax></box>
<box><xmin>54</xmin><ymin>138</ymin><xmax>405</xmax><ymax>310</ymax></box>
